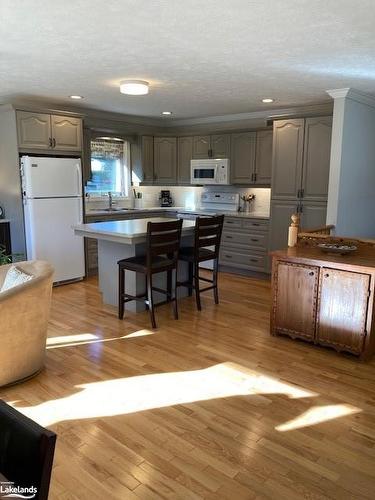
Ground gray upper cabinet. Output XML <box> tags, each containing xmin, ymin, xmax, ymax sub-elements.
<box><xmin>153</xmin><ymin>137</ymin><xmax>177</xmax><ymax>184</ymax></box>
<box><xmin>302</xmin><ymin>116</ymin><xmax>332</xmax><ymax>201</ymax></box>
<box><xmin>177</xmin><ymin>136</ymin><xmax>193</xmax><ymax>184</ymax></box>
<box><xmin>17</xmin><ymin>112</ymin><xmax>51</xmax><ymax>150</ymax></box>
<box><xmin>211</xmin><ymin>134</ymin><xmax>230</xmax><ymax>158</ymax></box>
<box><xmin>271</xmin><ymin>119</ymin><xmax>304</xmax><ymax>199</ymax></box>
<box><xmin>231</xmin><ymin>132</ymin><xmax>256</xmax><ymax>184</ymax></box>
<box><xmin>192</xmin><ymin>135</ymin><xmax>210</xmax><ymax>159</ymax></box>
<box><xmin>255</xmin><ymin>130</ymin><xmax>273</xmax><ymax>184</ymax></box>
<box><xmin>141</xmin><ymin>136</ymin><xmax>154</xmax><ymax>183</ymax></box>
<box><xmin>51</xmin><ymin>115</ymin><xmax>82</xmax><ymax>151</ymax></box>
<box><xmin>17</xmin><ymin>111</ymin><xmax>83</xmax><ymax>152</ymax></box>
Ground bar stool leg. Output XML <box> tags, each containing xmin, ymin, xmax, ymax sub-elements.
<box><xmin>194</xmin><ymin>262</ymin><xmax>201</xmax><ymax>311</ymax></box>
<box><xmin>167</xmin><ymin>269</ymin><xmax>172</xmax><ymax>302</ymax></box>
<box><xmin>213</xmin><ymin>258</ymin><xmax>219</xmax><ymax>304</ymax></box>
<box><xmin>118</xmin><ymin>266</ymin><xmax>125</xmax><ymax>319</ymax></box>
<box><xmin>188</xmin><ymin>262</ymin><xmax>193</xmax><ymax>296</ymax></box>
<box><xmin>173</xmin><ymin>268</ymin><xmax>179</xmax><ymax>320</ymax></box>
<box><xmin>147</xmin><ymin>273</ymin><xmax>157</xmax><ymax>328</ymax></box>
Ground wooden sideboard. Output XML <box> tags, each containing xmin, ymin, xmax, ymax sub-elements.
<box><xmin>270</xmin><ymin>246</ymin><xmax>375</xmax><ymax>360</ymax></box>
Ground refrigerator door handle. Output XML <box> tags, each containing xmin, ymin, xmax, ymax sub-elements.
<box><xmin>76</xmin><ymin>164</ymin><xmax>82</xmax><ymax>194</ymax></box>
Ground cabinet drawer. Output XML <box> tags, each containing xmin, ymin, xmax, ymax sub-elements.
<box><xmin>224</xmin><ymin>218</ymin><xmax>242</xmax><ymax>229</ymax></box>
<box><xmin>220</xmin><ymin>249</ymin><xmax>267</xmax><ymax>271</ymax></box>
<box><xmin>242</xmin><ymin>219</ymin><xmax>269</xmax><ymax>232</ymax></box>
<box><xmin>222</xmin><ymin>231</ymin><xmax>268</xmax><ymax>250</ymax></box>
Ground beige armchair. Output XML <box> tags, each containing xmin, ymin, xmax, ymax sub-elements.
<box><xmin>0</xmin><ymin>260</ymin><xmax>54</xmax><ymax>387</ymax></box>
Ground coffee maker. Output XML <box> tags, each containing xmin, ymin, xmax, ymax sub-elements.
<box><xmin>159</xmin><ymin>190</ymin><xmax>173</xmax><ymax>207</ymax></box>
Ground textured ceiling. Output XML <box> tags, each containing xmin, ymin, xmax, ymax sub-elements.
<box><xmin>1</xmin><ymin>0</ymin><xmax>375</xmax><ymax>120</ymax></box>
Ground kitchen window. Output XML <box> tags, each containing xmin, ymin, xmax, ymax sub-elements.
<box><xmin>86</xmin><ymin>138</ymin><xmax>130</xmax><ymax>197</ymax></box>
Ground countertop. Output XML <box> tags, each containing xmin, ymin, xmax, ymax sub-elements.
<box><xmin>74</xmin><ymin>217</ymin><xmax>196</xmax><ymax>245</ymax></box>
<box><xmin>86</xmin><ymin>206</ymin><xmax>269</xmax><ymax>219</ymax></box>
<box><xmin>0</xmin><ymin>219</ymin><xmax>10</xmax><ymax>223</ymax></box>
<box><xmin>271</xmin><ymin>246</ymin><xmax>375</xmax><ymax>270</ymax></box>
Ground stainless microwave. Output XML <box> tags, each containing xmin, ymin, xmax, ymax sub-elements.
<box><xmin>190</xmin><ymin>159</ymin><xmax>230</xmax><ymax>185</ymax></box>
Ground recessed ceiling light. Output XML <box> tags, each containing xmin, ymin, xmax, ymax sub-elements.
<box><xmin>161</xmin><ymin>111</ymin><xmax>172</xmax><ymax>116</ymax></box>
<box><xmin>69</xmin><ymin>95</ymin><xmax>84</xmax><ymax>100</ymax></box>
<box><xmin>120</xmin><ymin>80</ymin><xmax>149</xmax><ymax>95</ymax></box>
<box><xmin>262</xmin><ymin>98</ymin><xmax>274</xmax><ymax>103</ymax></box>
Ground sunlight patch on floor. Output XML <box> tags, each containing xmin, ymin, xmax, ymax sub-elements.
<box><xmin>13</xmin><ymin>362</ymin><xmax>316</xmax><ymax>427</ymax></box>
<box><xmin>275</xmin><ymin>404</ymin><xmax>361</xmax><ymax>432</ymax></box>
<box><xmin>46</xmin><ymin>330</ymin><xmax>155</xmax><ymax>349</ymax></box>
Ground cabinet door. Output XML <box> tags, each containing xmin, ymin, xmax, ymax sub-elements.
<box><xmin>154</xmin><ymin>137</ymin><xmax>177</xmax><ymax>184</ymax></box>
<box><xmin>177</xmin><ymin>136</ymin><xmax>193</xmax><ymax>184</ymax></box>
<box><xmin>192</xmin><ymin>136</ymin><xmax>210</xmax><ymax>159</ymax></box>
<box><xmin>317</xmin><ymin>268</ymin><xmax>370</xmax><ymax>354</ymax></box>
<box><xmin>255</xmin><ymin>130</ymin><xmax>272</xmax><ymax>184</ymax></box>
<box><xmin>272</xmin><ymin>119</ymin><xmax>304</xmax><ymax>199</ymax></box>
<box><xmin>17</xmin><ymin>111</ymin><xmax>51</xmax><ymax>150</ymax></box>
<box><xmin>300</xmin><ymin>202</ymin><xmax>327</xmax><ymax>231</ymax></box>
<box><xmin>231</xmin><ymin>132</ymin><xmax>256</xmax><ymax>184</ymax></box>
<box><xmin>273</xmin><ymin>261</ymin><xmax>319</xmax><ymax>340</ymax></box>
<box><xmin>269</xmin><ymin>200</ymin><xmax>298</xmax><ymax>251</ymax></box>
<box><xmin>302</xmin><ymin>116</ymin><xmax>332</xmax><ymax>201</ymax></box>
<box><xmin>51</xmin><ymin>115</ymin><xmax>82</xmax><ymax>151</ymax></box>
<box><xmin>141</xmin><ymin>136</ymin><xmax>154</xmax><ymax>182</ymax></box>
<box><xmin>211</xmin><ymin>134</ymin><xmax>230</xmax><ymax>158</ymax></box>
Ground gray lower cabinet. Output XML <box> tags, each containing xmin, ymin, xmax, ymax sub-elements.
<box><xmin>17</xmin><ymin>111</ymin><xmax>51</xmax><ymax>150</ymax></box>
<box><xmin>141</xmin><ymin>136</ymin><xmax>154</xmax><ymax>183</ymax></box>
<box><xmin>51</xmin><ymin>115</ymin><xmax>82</xmax><ymax>151</ymax></box>
<box><xmin>255</xmin><ymin>129</ymin><xmax>273</xmax><ymax>184</ymax></box>
<box><xmin>269</xmin><ymin>200</ymin><xmax>327</xmax><ymax>251</ymax></box>
<box><xmin>177</xmin><ymin>136</ymin><xmax>193</xmax><ymax>184</ymax></box>
<box><xmin>302</xmin><ymin>116</ymin><xmax>332</xmax><ymax>201</ymax></box>
<box><xmin>17</xmin><ymin>111</ymin><xmax>83</xmax><ymax>152</ymax></box>
<box><xmin>271</xmin><ymin>119</ymin><xmax>304</xmax><ymax>199</ymax></box>
<box><xmin>231</xmin><ymin>132</ymin><xmax>256</xmax><ymax>184</ymax></box>
<box><xmin>153</xmin><ymin>137</ymin><xmax>177</xmax><ymax>184</ymax></box>
<box><xmin>219</xmin><ymin>216</ymin><xmax>269</xmax><ymax>273</ymax></box>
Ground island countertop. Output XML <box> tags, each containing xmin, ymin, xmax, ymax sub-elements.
<box><xmin>74</xmin><ymin>217</ymin><xmax>196</xmax><ymax>245</ymax></box>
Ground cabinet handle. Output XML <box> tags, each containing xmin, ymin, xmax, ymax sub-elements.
<box><xmin>251</xmin><ymin>238</ymin><xmax>259</xmax><ymax>242</ymax></box>
<box><xmin>226</xmin><ymin>221</ymin><xmax>234</xmax><ymax>224</ymax></box>
<box><xmin>52</xmin><ymin>138</ymin><xmax>56</xmax><ymax>148</ymax></box>
<box><xmin>250</xmin><ymin>258</ymin><xmax>258</xmax><ymax>263</ymax></box>
<box><xmin>300</xmin><ymin>188</ymin><xmax>304</xmax><ymax>198</ymax></box>
<box><xmin>49</xmin><ymin>137</ymin><xmax>53</xmax><ymax>148</ymax></box>
<box><xmin>226</xmin><ymin>235</ymin><xmax>233</xmax><ymax>239</ymax></box>
<box><xmin>225</xmin><ymin>255</ymin><xmax>232</xmax><ymax>258</ymax></box>
<box><xmin>324</xmin><ymin>273</ymin><xmax>329</xmax><ymax>278</ymax></box>
<box><xmin>252</xmin><ymin>223</ymin><xmax>260</xmax><ymax>226</ymax></box>
<box><xmin>254</xmin><ymin>172</ymin><xmax>257</xmax><ymax>182</ymax></box>
<box><xmin>309</xmin><ymin>271</ymin><xmax>314</xmax><ymax>276</ymax></box>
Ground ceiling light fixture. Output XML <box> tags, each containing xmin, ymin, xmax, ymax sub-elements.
<box><xmin>262</xmin><ymin>98</ymin><xmax>274</xmax><ymax>103</ymax></box>
<box><xmin>120</xmin><ymin>80</ymin><xmax>149</xmax><ymax>95</ymax></box>
<box><xmin>161</xmin><ymin>111</ymin><xmax>172</xmax><ymax>116</ymax></box>
<box><xmin>69</xmin><ymin>95</ymin><xmax>84</xmax><ymax>100</ymax></box>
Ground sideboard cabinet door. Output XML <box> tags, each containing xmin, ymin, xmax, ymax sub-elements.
<box><xmin>273</xmin><ymin>261</ymin><xmax>319</xmax><ymax>340</ymax></box>
<box><xmin>317</xmin><ymin>268</ymin><xmax>370</xmax><ymax>354</ymax></box>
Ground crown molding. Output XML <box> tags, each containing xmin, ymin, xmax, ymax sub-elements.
<box><xmin>327</xmin><ymin>88</ymin><xmax>375</xmax><ymax>109</ymax></box>
<box><xmin>162</xmin><ymin>102</ymin><xmax>333</xmax><ymax>127</ymax></box>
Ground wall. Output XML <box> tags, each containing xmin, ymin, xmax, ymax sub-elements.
<box><xmin>326</xmin><ymin>89</ymin><xmax>375</xmax><ymax>237</ymax></box>
<box><xmin>0</xmin><ymin>106</ymin><xmax>26</xmax><ymax>256</ymax></box>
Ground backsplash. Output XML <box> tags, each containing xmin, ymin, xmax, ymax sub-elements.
<box><xmin>85</xmin><ymin>185</ymin><xmax>271</xmax><ymax>215</ymax></box>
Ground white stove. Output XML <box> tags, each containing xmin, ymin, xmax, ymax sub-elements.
<box><xmin>177</xmin><ymin>192</ymin><xmax>240</xmax><ymax>220</ymax></box>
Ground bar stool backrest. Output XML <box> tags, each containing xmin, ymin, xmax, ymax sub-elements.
<box><xmin>194</xmin><ymin>215</ymin><xmax>224</xmax><ymax>259</ymax></box>
<box><xmin>146</xmin><ymin>219</ymin><xmax>183</xmax><ymax>267</ymax></box>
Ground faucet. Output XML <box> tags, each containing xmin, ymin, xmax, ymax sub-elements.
<box><xmin>108</xmin><ymin>191</ymin><xmax>113</xmax><ymax>210</ymax></box>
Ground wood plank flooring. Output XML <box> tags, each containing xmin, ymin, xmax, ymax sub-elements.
<box><xmin>1</xmin><ymin>272</ymin><xmax>375</xmax><ymax>499</ymax></box>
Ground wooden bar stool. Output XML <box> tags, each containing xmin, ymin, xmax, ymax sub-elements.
<box><xmin>178</xmin><ymin>215</ymin><xmax>224</xmax><ymax>310</ymax></box>
<box><xmin>118</xmin><ymin>219</ymin><xmax>183</xmax><ymax>328</ymax></box>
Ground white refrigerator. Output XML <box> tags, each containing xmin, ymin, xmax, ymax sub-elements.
<box><xmin>21</xmin><ymin>156</ymin><xmax>85</xmax><ymax>284</ymax></box>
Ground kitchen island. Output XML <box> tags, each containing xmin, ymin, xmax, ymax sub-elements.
<box><xmin>74</xmin><ymin>217</ymin><xmax>196</xmax><ymax>312</ymax></box>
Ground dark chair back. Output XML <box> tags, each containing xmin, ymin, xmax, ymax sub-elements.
<box><xmin>0</xmin><ymin>400</ymin><xmax>56</xmax><ymax>500</ymax></box>
<box><xmin>194</xmin><ymin>215</ymin><xmax>224</xmax><ymax>259</ymax></box>
<box><xmin>146</xmin><ymin>219</ymin><xmax>183</xmax><ymax>267</ymax></box>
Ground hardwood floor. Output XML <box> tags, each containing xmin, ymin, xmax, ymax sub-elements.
<box><xmin>2</xmin><ymin>272</ymin><xmax>375</xmax><ymax>499</ymax></box>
